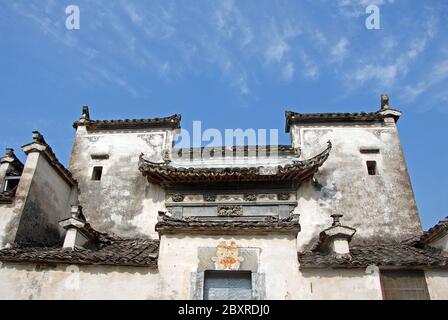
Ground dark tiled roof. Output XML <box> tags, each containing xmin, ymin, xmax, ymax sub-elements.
<box><xmin>285</xmin><ymin>109</ymin><xmax>401</xmax><ymax>132</ymax></box>
<box><xmin>0</xmin><ymin>239</ymin><xmax>159</xmax><ymax>267</ymax></box>
<box><xmin>155</xmin><ymin>212</ymin><xmax>301</xmax><ymax>234</ymax></box>
<box><xmin>420</xmin><ymin>216</ymin><xmax>448</xmax><ymax>244</ymax></box>
<box><xmin>73</xmin><ymin>114</ymin><xmax>181</xmax><ymax>130</ymax></box>
<box><xmin>140</xmin><ymin>142</ymin><xmax>331</xmax><ymax>185</ymax></box>
<box><xmin>298</xmin><ymin>244</ymin><xmax>448</xmax><ymax>269</ymax></box>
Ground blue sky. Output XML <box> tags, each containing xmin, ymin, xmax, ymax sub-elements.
<box><xmin>0</xmin><ymin>0</ymin><xmax>447</xmax><ymax>229</ymax></box>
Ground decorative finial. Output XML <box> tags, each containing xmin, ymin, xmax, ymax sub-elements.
<box><xmin>70</xmin><ymin>205</ymin><xmax>85</xmax><ymax>221</ymax></box>
<box><xmin>330</xmin><ymin>213</ymin><xmax>343</xmax><ymax>226</ymax></box>
<box><xmin>81</xmin><ymin>105</ymin><xmax>90</xmax><ymax>121</ymax></box>
<box><xmin>5</xmin><ymin>148</ymin><xmax>14</xmax><ymax>157</ymax></box>
<box><xmin>32</xmin><ymin>131</ymin><xmax>45</xmax><ymax>144</ymax></box>
<box><xmin>380</xmin><ymin>94</ymin><xmax>389</xmax><ymax>110</ymax></box>
<box><xmin>157</xmin><ymin>211</ymin><xmax>166</xmax><ymax>222</ymax></box>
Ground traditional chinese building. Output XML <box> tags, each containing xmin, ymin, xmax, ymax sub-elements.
<box><xmin>0</xmin><ymin>95</ymin><xmax>447</xmax><ymax>300</ymax></box>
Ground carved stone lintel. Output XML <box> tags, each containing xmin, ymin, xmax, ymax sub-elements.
<box><xmin>171</xmin><ymin>194</ymin><xmax>185</xmax><ymax>203</ymax></box>
<box><xmin>204</xmin><ymin>194</ymin><xmax>217</xmax><ymax>202</ymax></box>
<box><xmin>277</xmin><ymin>192</ymin><xmax>290</xmax><ymax>201</ymax></box>
<box><xmin>244</xmin><ymin>193</ymin><xmax>257</xmax><ymax>202</ymax></box>
<box><xmin>218</xmin><ymin>205</ymin><xmax>243</xmax><ymax>217</ymax></box>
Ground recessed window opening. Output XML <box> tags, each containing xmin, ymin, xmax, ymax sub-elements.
<box><xmin>203</xmin><ymin>271</ymin><xmax>252</xmax><ymax>300</ymax></box>
<box><xmin>366</xmin><ymin>161</ymin><xmax>377</xmax><ymax>176</ymax></box>
<box><xmin>360</xmin><ymin>148</ymin><xmax>380</xmax><ymax>154</ymax></box>
<box><xmin>3</xmin><ymin>176</ymin><xmax>20</xmax><ymax>193</ymax></box>
<box><xmin>91</xmin><ymin>166</ymin><xmax>103</xmax><ymax>181</ymax></box>
<box><xmin>380</xmin><ymin>270</ymin><xmax>429</xmax><ymax>300</ymax></box>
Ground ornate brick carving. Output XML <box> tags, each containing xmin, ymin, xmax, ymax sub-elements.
<box><xmin>244</xmin><ymin>193</ymin><xmax>257</xmax><ymax>201</ymax></box>
<box><xmin>204</xmin><ymin>194</ymin><xmax>217</xmax><ymax>202</ymax></box>
<box><xmin>171</xmin><ymin>194</ymin><xmax>185</xmax><ymax>202</ymax></box>
<box><xmin>217</xmin><ymin>205</ymin><xmax>243</xmax><ymax>217</ymax></box>
<box><xmin>277</xmin><ymin>193</ymin><xmax>290</xmax><ymax>201</ymax></box>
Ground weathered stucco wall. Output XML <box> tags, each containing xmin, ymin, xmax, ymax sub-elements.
<box><xmin>425</xmin><ymin>270</ymin><xmax>448</xmax><ymax>300</ymax></box>
<box><xmin>0</xmin><ymin>262</ymin><xmax>161</xmax><ymax>300</ymax></box>
<box><xmin>0</xmin><ymin>205</ymin><xmax>16</xmax><ymax>248</ymax></box>
<box><xmin>68</xmin><ymin>126</ymin><xmax>174</xmax><ymax>239</ymax></box>
<box><xmin>0</xmin><ymin>241</ymin><xmax>387</xmax><ymax>300</ymax></box>
<box><xmin>299</xmin><ymin>267</ymin><xmax>383</xmax><ymax>300</ymax></box>
<box><xmin>0</xmin><ymin>150</ymin><xmax>76</xmax><ymax>248</ymax></box>
<box><xmin>14</xmin><ymin>153</ymin><xmax>76</xmax><ymax>246</ymax></box>
<box><xmin>292</xmin><ymin>120</ymin><xmax>422</xmax><ymax>250</ymax></box>
<box><xmin>158</xmin><ymin>234</ymin><xmax>302</xmax><ymax>300</ymax></box>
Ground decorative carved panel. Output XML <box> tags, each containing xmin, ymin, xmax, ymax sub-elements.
<box><xmin>217</xmin><ymin>205</ymin><xmax>243</xmax><ymax>217</ymax></box>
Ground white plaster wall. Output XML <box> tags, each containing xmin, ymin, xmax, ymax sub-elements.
<box><xmin>0</xmin><ymin>153</ymin><xmax>39</xmax><ymax>247</ymax></box>
<box><xmin>0</xmin><ymin>249</ymin><xmax>388</xmax><ymax>300</ymax></box>
<box><xmin>425</xmin><ymin>270</ymin><xmax>448</xmax><ymax>300</ymax></box>
<box><xmin>292</xmin><ymin>122</ymin><xmax>422</xmax><ymax>250</ymax></box>
<box><xmin>68</xmin><ymin>126</ymin><xmax>173</xmax><ymax>239</ymax></box>
<box><xmin>0</xmin><ymin>262</ymin><xmax>161</xmax><ymax>300</ymax></box>
<box><xmin>158</xmin><ymin>234</ymin><xmax>302</xmax><ymax>300</ymax></box>
<box><xmin>0</xmin><ymin>206</ymin><xmax>16</xmax><ymax>248</ymax></box>
<box><xmin>298</xmin><ymin>267</ymin><xmax>383</xmax><ymax>300</ymax></box>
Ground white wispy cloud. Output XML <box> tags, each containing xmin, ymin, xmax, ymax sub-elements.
<box><xmin>282</xmin><ymin>62</ymin><xmax>295</xmax><ymax>81</ymax></box>
<box><xmin>400</xmin><ymin>59</ymin><xmax>448</xmax><ymax>103</ymax></box>
<box><xmin>347</xmin><ymin>15</ymin><xmax>438</xmax><ymax>87</ymax></box>
<box><xmin>330</xmin><ymin>37</ymin><xmax>349</xmax><ymax>62</ymax></box>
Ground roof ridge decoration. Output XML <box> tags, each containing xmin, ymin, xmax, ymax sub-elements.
<box><xmin>139</xmin><ymin>141</ymin><xmax>331</xmax><ymax>186</ymax></box>
<box><xmin>21</xmin><ymin>131</ymin><xmax>77</xmax><ymax>187</ymax></box>
<box><xmin>73</xmin><ymin>105</ymin><xmax>181</xmax><ymax>130</ymax></box>
<box><xmin>155</xmin><ymin>211</ymin><xmax>301</xmax><ymax>235</ymax></box>
<box><xmin>285</xmin><ymin>94</ymin><xmax>402</xmax><ymax>132</ymax></box>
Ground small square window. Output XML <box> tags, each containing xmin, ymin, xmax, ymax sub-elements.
<box><xmin>366</xmin><ymin>161</ymin><xmax>377</xmax><ymax>175</ymax></box>
<box><xmin>91</xmin><ymin>166</ymin><xmax>103</xmax><ymax>181</ymax></box>
<box><xmin>3</xmin><ymin>177</ymin><xmax>20</xmax><ymax>193</ymax></box>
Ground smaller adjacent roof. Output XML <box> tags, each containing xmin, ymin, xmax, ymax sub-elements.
<box><xmin>139</xmin><ymin>141</ymin><xmax>331</xmax><ymax>186</ymax></box>
<box><xmin>73</xmin><ymin>106</ymin><xmax>181</xmax><ymax>130</ymax></box>
<box><xmin>0</xmin><ymin>239</ymin><xmax>159</xmax><ymax>267</ymax></box>
<box><xmin>0</xmin><ymin>148</ymin><xmax>24</xmax><ymax>174</ymax></box>
<box><xmin>419</xmin><ymin>216</ymin><xmax>448</xmax><ymax>245</ymax></box>
<box><xmin>298</xmin><ymin>243</ymin><xmax>448</xmax><ymax>269</ymax></box>
<box><xmin>155</xmin><ymin>212</ymin><xmax>301</xmax><ymax>235</ymax></box>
